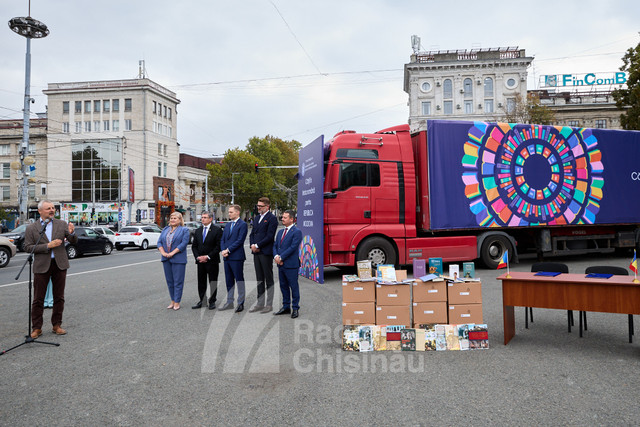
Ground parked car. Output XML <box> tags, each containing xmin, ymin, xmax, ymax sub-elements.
<box><xmin>91</xmin><ymin>226</ymin><xmax>117</xmax><ymax>246</ymax></box>
<box><xmin>1</xmin><ymin>224</ymin><xmax>27</xmax><ymax>252</ymax></box>
<box><xmin>115</xmin><ymin>225</ymin><xmax>161</xmax><ymax>250</ymax></box>
<box><xmin>183</xmin><ymin>221</ymin><xmax>201</xmax><ymax>243</ymax></box>
<box><xmin>0</xmin><ymin>236</ymin><xmax>17</xmax><ymax>268</ymax></box>
<box><xmin>65</xmin><ymin>227</ymin><xmax>113</xmax><ymax>259</ymax></box>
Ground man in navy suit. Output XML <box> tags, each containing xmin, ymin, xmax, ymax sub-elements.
<box><xmin>273</xmin><ymin>210</ymin><xmax>302</xmax><ymax>319</ymax></box>
<box><xmin>220</xmin><ymin>204</ymin><xmax>248</xmax><ymax>313</ymax></box>
<box><xmin>248</xmin><ymin>197</ymin><xmax>278</xmax><ymax>313</ymax></box>
<box><xmin>191</xmin><ymin>211</ymin><xmax>222</xmax><ymax>310</ymax></box>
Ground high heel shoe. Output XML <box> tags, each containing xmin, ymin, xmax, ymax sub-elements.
<box><xmin>173</xmin><ymin>305</ymin><xmax>181</xmax><ymax>311</ymax></box>
<box><xmin>167</xmin><ymin>304</ymin><xmax>174</xmax><ymax>309</ymax></box>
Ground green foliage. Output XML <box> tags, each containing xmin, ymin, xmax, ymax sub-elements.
<box><xmin>208</xmin><ymin>136</ymin><xmax>301</xmax><ymax>215</ymax></box>
<box><xmin>612</xmin><ymin>39</ymin><xmax>640</xmax><ymax>130</ymax></box>
<box><xmin>502</xmin><ymin>93</ymin><xmax>556</xmax><ymax>125</ymax></box>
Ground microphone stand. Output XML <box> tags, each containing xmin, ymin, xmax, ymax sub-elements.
<box><xmin>1</xmin><ymin>220</ymin><xmax>59</xmax><ymax>355</ymax></box>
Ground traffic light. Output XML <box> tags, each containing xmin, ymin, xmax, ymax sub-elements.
<box><xmin>255</xmin><ymin>162</ymin><xmax>259</xmax><ymax>173</ymax></box>
<box><xmin>136</xmin><ymin>209</ymin><xmax>141</xmax><ymax>222</ymax></box>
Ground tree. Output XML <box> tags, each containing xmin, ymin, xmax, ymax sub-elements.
<box><xmin>612</xmin><ymin>38</ymin><xmax>640</xmax><ymax>130</ymax></box>
<box><xmin>501</xmin><ymin>93</ymin><xmax>556</xmax><ymax>125</ymax></box>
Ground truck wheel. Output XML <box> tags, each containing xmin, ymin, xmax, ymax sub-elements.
<box><xmin>356</xmin><ymin>237</ymin><xmax>396</xmax><ymax>268</ymax></box>
<box><xmin>480</xmin><ymin>234</ymin><xmax>512</xmax><ymax>269</ymax></box>
<box><xmin>0</xmin><ymin>247</ymin><xmax>10</xmax><ymax>268</ymax></box>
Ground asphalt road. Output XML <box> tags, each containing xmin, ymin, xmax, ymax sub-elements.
<box><xmin>1</xmin><ymin>246</ymin><xmax>639</xmax><ymax>425</ymax></box>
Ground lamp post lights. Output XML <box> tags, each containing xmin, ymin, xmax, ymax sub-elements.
<box><xmin>8</xmin><ymin>15</ymin><xmax>49</xmax><ymax>224</ymax></box>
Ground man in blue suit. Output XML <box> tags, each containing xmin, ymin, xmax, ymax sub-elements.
<box><xmin>220</xmin><ymin>204</ymin><xmax>248</xmax><ymax>313</ymax></box>
<box><xmin>273</xmin><ymin>210</ymin><xmax>302</xmax><ymax>319</ymax></box>
<box><xmin>249</xmin><ymin>197</ymin><xmax>278</xmax><ymax>313</ymax></box>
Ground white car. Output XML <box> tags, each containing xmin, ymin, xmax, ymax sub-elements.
<box><xmin>0</xmin><ymin>236</ymin><xmax>17</xmax><ymax>268</ymax></box>
<box><xmin>91</xmin><ymin>226</ymin><xmax>117</xmax><ymax>246</ymax></box>
<box><xmin>114</xmin><ymin>225</ymin><xmax>161</xmax><ymax>250</ymax></box>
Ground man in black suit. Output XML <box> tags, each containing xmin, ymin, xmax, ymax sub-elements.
<box><xmin>248</xmin><ymin>197</ymin><xmax>278</xmax><ymax>313</ymax></box>
<box><xmin>191</xmin><ymin>211</ymin><xmax>222</xmax><ymax>310</ymax></box>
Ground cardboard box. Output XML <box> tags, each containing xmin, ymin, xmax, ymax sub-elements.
<box><xmin>376</xmin><ymin>305</ymin><xmax>411</xmax><ymax>326</ymax></box>
<box><xmin>376</xmin><ymin>283</ymin><xmax>411</xmax><ymax>306</ymax></box>
<box><xmin>342</xmin><ymin>281</ymin><xmax>376</xmax><ymax>303</ymax></box>
<box><xmin>447</xmin><ymin>281</ymin><xmax>482</xmax><ymax>304</ymax></box>
<box><xmin>413</xmin><ymin>280</ymin><xmax>447</xmax><ymax>302</ymax></box>
<box><xmin>342</xmin><ymin>302</ymin><xmax>376</xmax><ymax>325</ymax></box>
<box><xmin>412</xmin><ymin>302</ymin><xmax>448</xmax><ymax>325</ymax></box>
<box><xmin>448</xmin><ymin>303</ymin><xmax>483</xmax><ymax>324</ymax></box>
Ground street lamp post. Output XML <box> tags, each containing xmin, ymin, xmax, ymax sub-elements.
<box><xmin>8</xmin><ymin>15</ymin><xmax>49</xmax><ymax>224</ymax></box>
<box><xmin>230</xmin><ymin>172</ymin><xmax>240</xmax><ymax>204</ymax></box>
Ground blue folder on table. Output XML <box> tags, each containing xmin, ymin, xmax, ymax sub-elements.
<box><xmin>534</xmin><ymin>271</ymin><xmax>562</xmax><ymax>277</ymax></box>
<box><xmin>585</xmin><ymin>273</ymin><xmax>613</xmax><ymax>279</ymax></box>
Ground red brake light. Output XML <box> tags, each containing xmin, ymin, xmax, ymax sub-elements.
<box><xmin>115</xmin><ymin>233</ymin><xmax>120</xmax><ymax>236</ymax></box>
<box><xmin>132</xmin><ymin>232</ymin><xmax>142</xmax><ymax>236</ymax></box>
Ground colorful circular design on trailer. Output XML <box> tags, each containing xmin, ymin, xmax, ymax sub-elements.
<box><xmin>461</xmin><ymin>122</ymin><xmax>604</xmax><ymax>227</ymax></box>
<box><xmin>298</xmin><ymin>235</ymin><xmax>320</xmax><ymax>281</ymax></box>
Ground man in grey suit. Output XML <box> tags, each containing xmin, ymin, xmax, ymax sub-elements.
<box><xmin>23</xmin><ymin>200</ymin><xmax>77</xmax><ymax>338</ymax></box>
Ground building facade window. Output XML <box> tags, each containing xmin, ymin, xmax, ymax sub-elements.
<box><xmin>1</xmin><ymin>186</ymin><xmax>10</xmax><ymax>201</ymax></box>
<box><xmin>464</xmin><ymin>100</ymin><xmax>473</xmax><ymax>114</ymax></box>
<box><xmin>75</xmin><ymin>122</ymin><xmax>82</xmax><ymax>133</ymax></box>
<box><xmin>125</xmin><ymin>119</ymin><xmax>132</xmax><ymax>131</ymax></box>
<box><xmin>103</xmin><ymin>100</ymin><xmax>110</xmax><ymax>112</ymax></box>
<box><xmin>158</xmin><ymin>143</ymin><xmax>162</xmax><ymax>155</ymax></box>
<box><xmin>28</xmin><ymin>143</ymin><xmax>35</xmax><ymax>155</ymax></box>
<box><xmin>28</xmin><ymin>184</ymin><xmax>35</xmax><ymax>199</ymax></box>
<box><xmin>158</xmin><ymin>161</ymin><xmax>162</xmax><ymax>176</ymax></box>
<box><xmin>484</xmin><ymin>77</ymin><xmax>494</xmax><ymax>97</ymax></box>
<box><xmin>484</xmin><ymin>99</ymin><xmax>494</xmax><ymax>113</ymax></box>
<box><xmin>71</xmin><ymin>139</ymin><xmax>122</xmax><ymax>202</ymax></box>
<box><xmin>103</xmin><ymin>120</ymin><xmax>109</xmax><ymax>131</ymax></box>
<box><xmin>84</xmin><ymin>101</ymin><xmax>91</xmax><ymax>113</ymax></box>
<box><xmin>568</xmin><ymin>120</ymin><xmax>580</xmax><ymax>127</ymax></box>
<box><xmin>153</xmin><ymin>101</ymin><xmax>157</xmax><ymax>114</ymax></box>
<box><xmin>112</xmin><ymin>120</ymin><xmax>119</xmax><ymax>131</ymax></box>
<box><xmin>463</xmin><ymin>78</ymin><xmax>473</xmax><ymax>98</ymax></box>
<box><xmin>168</xmin><ymin>127</ymin><xmax>172</xmax><ymax>138</ymax></box>
<box><xmin>94</xmin><ymin>121</ymin><xmax>100</xmax><ymax>132</ymax></box>
<box><xmin>84</xmin><ymin>121</ymin><xmax>91</xmax><ymax>132</ymax></box>
<box><xmin>94</xmin><ymin>100</ymin><xmax>100</xmax><ymax>113</ymax></box>
<box><xmin>75</xmin><ymin>101</ymin><xmax>82</xmax><ymax>113</ymax></box>
<box><xmin>595</xmin><ymin>119</ymin><xmax>607</xmax><ymax>129</ymax></box>
<box><xmin>506</xmin><ymin>98</ymin><xmax>516</xmax><ymax>113</ymax></box>
<box><xmin>421</xmin><ymin>101</ymin><xmax>431</xmax><ymax>116</ymax></box>
<box><xmin>163</xmin><ymin>105</ymin><xmax>167</xmax><ymax>118</ymax></box>
<box><xmin>443</xmin><ymin>79</ymin><xmax>453</xmax><ymax>99</ymax></box>
<box><xmin>163</xmin><ymin>144</ymin><xmax>167</xmax><ymax>156</ymax></box>
<box><xmin>63</xmin><ymin>101</ymin><xmax>69</xmax><ymax>114</ymax></box>
<box><xmin>168</xmin><ymin>108</ymin><xmax>172</xmax><ymax>120</ymax></box>
<box><xmin>113</xmin><ymin>99</ymin><xmax>119</xmax><ymax>112</ymax></box>
<box><xmin>163</xmin><ymin>162</ymin><xmax>167</xmax><ymax>177</ymax></box>
<box><xmin>63</xmin><ymin>122</ymin><xmax>70</xmax><ymax>133</ymax></box>
<box><xmin>0</xmin><ymin>145</ymin><xmax>10</xmax><ymax>155</ymax></box>
<box><xmin>444</xmin><ymin>100</ymin><xmax>453</xmax><ymax>115</ymax></box>
<box><xmin>2</xmin><ymin>163</ymin><xmax>10</xmax><ymax>179</ymax></box>
<box><xmin>124</xmin><ymin>98</ymin><xmax>132</xmax><ymax>112</ymax></box>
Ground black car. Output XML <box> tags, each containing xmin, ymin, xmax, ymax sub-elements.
<box><xmin>1</xmin><ymin>224</ymin><xmax>27</xmax><ymax>252</ymax></box>
<box><xmin>65</xmin><ymin>226</ymin><xmax>113</xmax><ymax>259</ymax></box>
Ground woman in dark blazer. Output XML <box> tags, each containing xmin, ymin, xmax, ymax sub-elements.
<box><xmin>158</xmin><ymin>212</ymin><xmax>190</xmax><ymax>310</ymax></box>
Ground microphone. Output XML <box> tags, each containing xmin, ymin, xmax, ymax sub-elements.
<box><xmin>41</xmin><ymin>218</ymin><xmax>51</xmax><ymax>233</ymax></box>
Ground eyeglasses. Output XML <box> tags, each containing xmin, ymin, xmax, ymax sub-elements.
<box><xmin>256</xmin><ymin>204</ymin><xmax>266</xmax><ymax>208</ymax></box>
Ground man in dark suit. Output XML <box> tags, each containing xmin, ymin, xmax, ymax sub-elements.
<box><xmin>191</xmin><ymin>211</ymin><xmax>222</xmax><ymax>310</ymax></box>
<box><xmin>23</xmin><ymin>200</ymin><xmax>78</xmax><ymax>338</ymax></box>
<box><xmin>273</xmin><ymin>210</ymin><xmax>303</xmax><ymax>319</ymax></box>
<box><xmin>220</xmin><ymin>204</ymin><xmax>248</xmax><ymax>313</ymax></box>
<box><xmin>248</xmin><ymin>197</ymin><xmax>278</xmax><ymax>313</ymax></box>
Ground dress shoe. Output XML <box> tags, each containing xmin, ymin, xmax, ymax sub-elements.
<box><xmin>192</xmin><ymin>301</ymin><xmax>203</xmax><ymax>309</ymax></box>
<box><xmin>235</xmin><ymin>303</ymin><xmax>244</xmax><ymax>313</ymax></box>
<box><xmin>274</xmin><ymin>307</ymin><xmax>291</xmax><ymax>315</ymax></box>
<box><xmin>260</xmin><ymin>305</ymin><xmax>273</xmax><ymax>313</ymax></box>
<box><xmin>249</xmin><ymin>305</ymin><xmax>264</xmax><ymax>313</ymax></box>
<box><xmin>219</xmin><ymin>302</ymin><xmax>234</xmax><ymax>311</ymax></box>
<box><xmin>30</xmin><ymin>329</ymin><xmax>42</xmax><ymax>339</ymax></box>
<box><xmin>291</xmin><ymin>309</ymin><xmax>299</xmax><ymax>319</ymax></box>
<box><xmin>208</xmin><ymin>301</ymin><xmax>217</xmax><ymax>310</ymax></box>
<box><xmin>52</xmin><ymin>325</ymin><xmax>67</xmax><ymax>335</ymax></box>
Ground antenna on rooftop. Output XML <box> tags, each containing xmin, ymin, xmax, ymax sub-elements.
<box><xmin>138</xmin><ymin>60</ymin><xmax>147</xmax><ymax>79</ymax></box>
<box><xmin>411</xmin><ymin>35</ymin><xmax>421</xmax><ymax>54</ymax></box>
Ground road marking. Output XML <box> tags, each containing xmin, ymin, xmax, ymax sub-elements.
<box><xmin>0</xmin><ymin>259</ymin><xmax>157</xmax><ymax>289</ymax></box>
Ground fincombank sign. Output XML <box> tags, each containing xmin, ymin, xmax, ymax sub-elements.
<box><xmin>541</xmin><ymin>72</ymin><xmax>628</xmax><ymax>88</ymax></box>
<box><xmin>297</xmin><ymin>135</ymin><xmax>324</xmax><ymax>283</ymax></box>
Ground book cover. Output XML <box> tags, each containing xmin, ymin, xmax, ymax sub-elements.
<box><xmin>342</xmin><ymin>325</ymin><xmax>360</xmax><ymax>351</ymax></box>
<box><xmin>469</xmin><ymin>324</ymin><xmax>489</xmax><ymax>349</ymax></box>
<box><xmin>445</xmin><ymin>324</ymin><xmax>460</xmax><ymax>350</ymax></box>
<box><xmin>357</xmin><ymin>260</ymin><xmax>372</xmax><ymax>279</ymax></box>
<box><xmin>343</xmin><ymin>274</ymin><xmax>359</xmax><ymax>282</ymax></box>
<box><xmin>372</xmin><ymin>325</ymin><xmax>387</xmax><ymax>351</ymax></box>
<box><xmin>401</xmin><ymin>328</ymin><xmax>416</xmax><ymax>351</ymax></box>
<box><xmin>457</xmin><ymin>324</ymin><xmax>470</xmax><ymax>351</ymax></box>
<box><xmin>428</xmin><ymin>258</ymin><xmax>443</xmax><ymax>277</ymax></box>
<box><xmin>415</xmin><ymin>328</ymin><xmax>426</xmax><ymax>351</ymax></box>
<box><xmin>413</xmin><ymin>259</ymin><xmax>427</xmax><ymax>279</ymax></box>
<box><xmin>386</xmin><ymin>325</ymin><xmax>405</xmax><ymax>351</ymax></box>
<box><xmin>377</xmin><ymin>264</ymin><xmax>397</xmax><ymax>282</ymax></box>
<box><xmin>448</xmin><ymin>264</ymin><xmax>460</xmax><ymax>281</ymax></box>
<box><xmin>462</xmin><ymin>262</ymin><xmax>475</xmax><ymax>279</ymax></box>
<box><xmin>435</xmin><ymin>324</ymin><xmax>447</xmax><ymax>351</ymax></box>
<box><xmin>359</xmin><ymin>325</ymin><xmax>374</xmax><ymax>352</ymax></box>
<box><xmin>422</xmin><ymin>324</ymin><xmax>437</xmax><ymax>351</ymax></box>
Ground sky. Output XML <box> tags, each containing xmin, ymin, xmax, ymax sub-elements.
<box><xmin>1</xmin><ymin>0</ymin><xmax>638</xmax><ymax>158</ymax></box>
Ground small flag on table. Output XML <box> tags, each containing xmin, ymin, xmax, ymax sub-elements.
<box><xmin>497</xmin><ymin>250</ymin><xmax>508</xmax><ymax>269</ymax></box>
<box><xmin>630</xmin><ymin>249</ymin><xmax>638</xmax><ymax>274</ymax></box>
